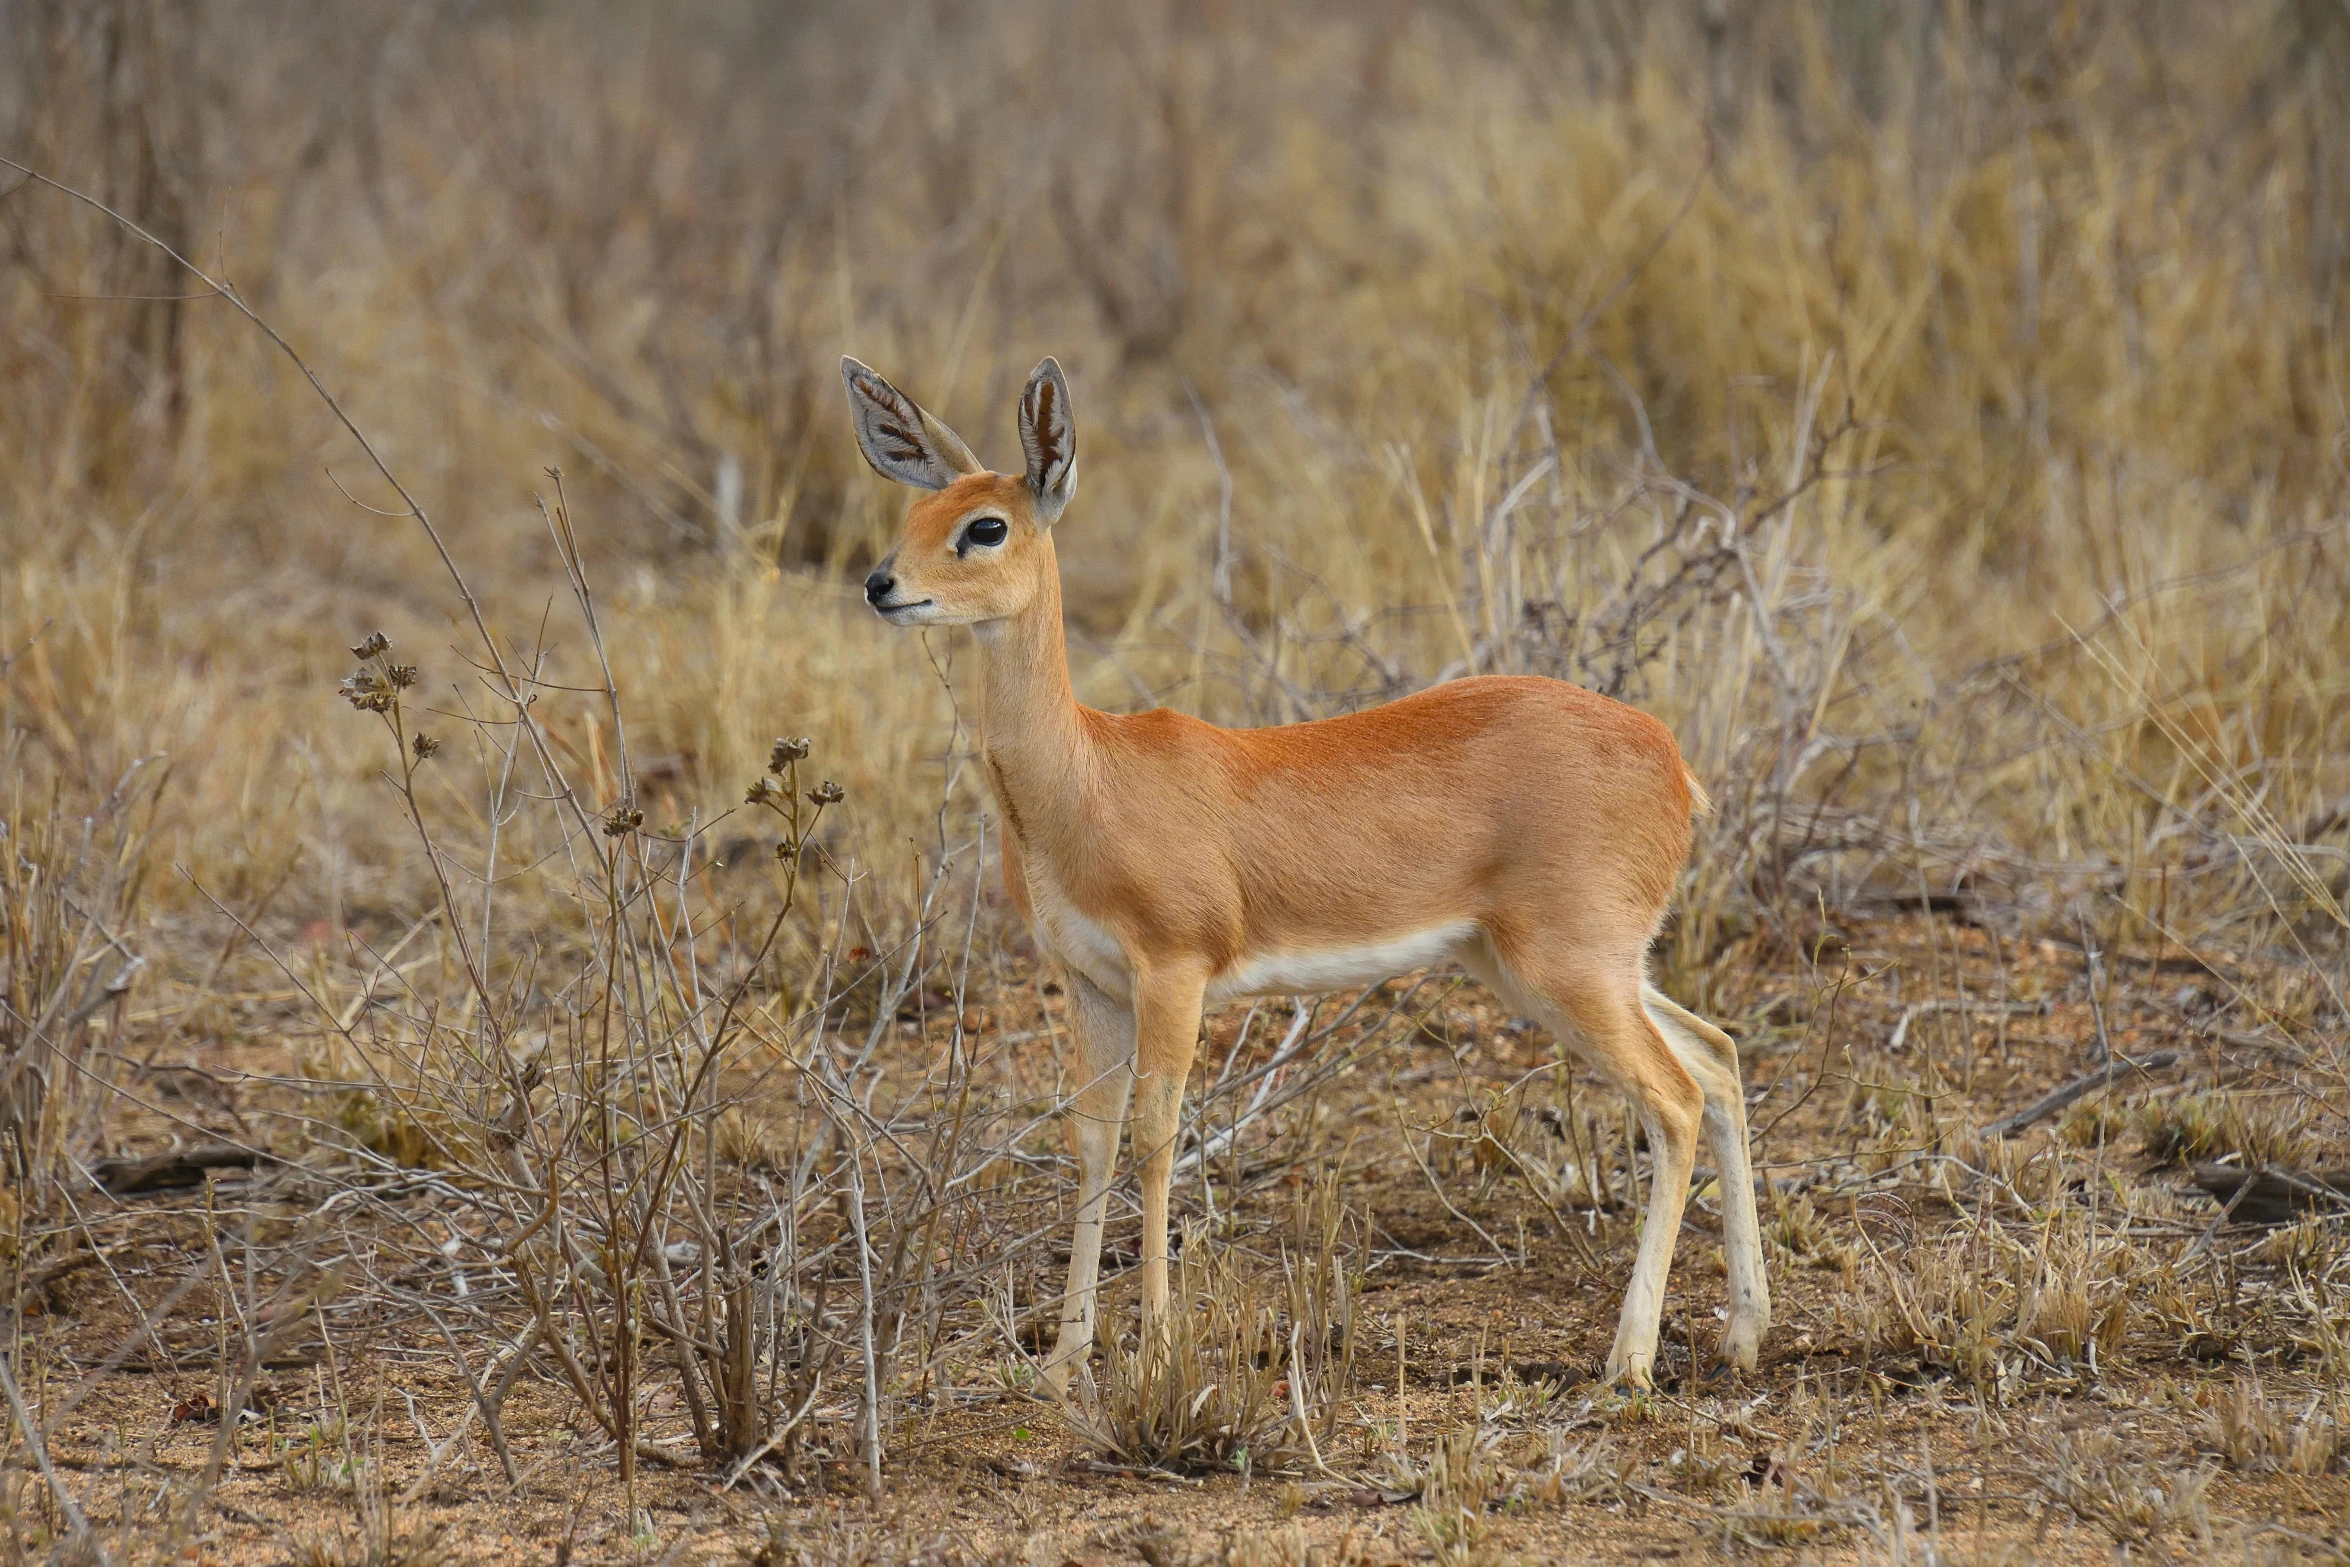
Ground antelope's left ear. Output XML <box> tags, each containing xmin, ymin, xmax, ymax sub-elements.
<box><xmin>1018</xmin><ymin>357</ymin><xmax>1077</xmax><ymax>524</ymax></box>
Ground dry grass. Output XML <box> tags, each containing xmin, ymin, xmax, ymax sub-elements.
<box><xmin>0</xmin><ymin>771</ymin><xmax>156</xmax><ymax>1203</ymax></box>
<box><xmin>2203</xmin><ymin>1377</ymin><xmax>2348</xmax><ymax>1478</ymax></box>
<box><xmin>2035</xmin><ymin>1428</ymin><xmax>2217</xmax><ymax>1548</ymax></box>
<box><xmin>1060</xmin><ymin>1193</ymin><xmax>1361</xmax><ymax>1479</ymax></box>
<box><xmin>2</xmin><ymin>2</ymin><xmax>2348</xmax><ymax>1563</ymax></box>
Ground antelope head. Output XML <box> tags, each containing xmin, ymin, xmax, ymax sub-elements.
<box><xmin>843</xmin><ymin>356</ymin><xmax>1077</xmax><ymax>628</ymax></box>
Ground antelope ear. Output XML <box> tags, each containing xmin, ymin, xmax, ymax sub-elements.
<box><xmin>1018</xmin><ymin>357</ymin><xmax>1077</xmax><ymax>524</ymax></box>
<box><xmin>840</xmin><ymin>357</ymin><xmax>983</xmax><ymax>490</ymax></box>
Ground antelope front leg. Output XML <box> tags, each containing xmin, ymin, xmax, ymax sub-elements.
<box><xmin>1043</xmin><ymin>973</ymin><xmax>1134</xmax><ymax>1394</ymax></box>
<box><xmin>1127</xmin><ymin>967</ymin><xmax>1207</xmax><ymax>1330</ymax></box>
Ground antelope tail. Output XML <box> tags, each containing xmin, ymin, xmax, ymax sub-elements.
<box><xmin>1683</xmin><ymin>765</ymin><xmax>1714</xmax><ymax>819</ymax></box>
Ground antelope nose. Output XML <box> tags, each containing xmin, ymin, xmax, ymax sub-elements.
<box><xmin>863</xmin><ymin>567</ymin><xmax>896</xmax><ymax>606</ymax></box>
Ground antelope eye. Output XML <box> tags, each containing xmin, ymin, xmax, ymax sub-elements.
<box><xmin>960</xmin><ymin>516</ymin><xmax>1008</xmax><ymax>552</ymax></box>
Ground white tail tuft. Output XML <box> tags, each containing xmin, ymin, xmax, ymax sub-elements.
<box><xmin>1684</xmin><ymin>766</ymin><xmax>1713</xmax><ymax>818</ymax></box>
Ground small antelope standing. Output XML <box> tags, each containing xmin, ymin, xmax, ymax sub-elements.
<box><xmin>842</xmin><ymin>356</ymin><xmax>1768</xmax><ymax>1390</ymax></box>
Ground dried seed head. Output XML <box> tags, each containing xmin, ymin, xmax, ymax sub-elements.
<box><xmin>769</xmin><ymin>736</ymin><xmax>812</xmax><ymax>772</ymax></box>
<box><xmin>773</xmin><ymin>838</ymin><xmax>798</xmax><ymax>863</ymax></box>
<box><xmin>806</xmin><ymin>780</ymin><xmax>845</xmax><ymax>806</ymax></box>
<box><xmin>386</xmin><ymin>664</ymin><xmax>419</xmax><ymax>690</ymax></box>
<box><xmin>602</xmin><ymin>805</ymin><xmax>644</xmax><ymax>837</ymax></box>
<box><xmin>745</xmin><ymin>777</ymin><xmax>780</xmax><ymax>807</ymax></box>
<box><xmin>350</xmin><ymin>631</ymin><xmax>391</xmax><ymax>660</ymax></box>
<box><xmin>411</xmin><ymin>733</ymin><xmax>442</xmax><ymax>761</ymax></box>
<box><xmin>338</xmin><ymin>670</ymin><xmax>393</xmax><ymax>712</ymax></box>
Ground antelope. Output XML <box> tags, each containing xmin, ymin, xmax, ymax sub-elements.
<box><xmin>842</xmin><ymin>355</ymin><xmax>1768</xmax><ymax>1391</ymax></box>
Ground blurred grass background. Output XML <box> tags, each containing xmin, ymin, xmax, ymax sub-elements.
<box><xmin>1</xmin><ymin>0</ymin><xmax>2344</xmax><ymax>997</ymax></box>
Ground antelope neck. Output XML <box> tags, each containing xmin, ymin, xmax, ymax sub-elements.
<box><xmin>972</xmin><ymin>546</ymin><xmax>1091</xmax><ymax>823</ymax></box>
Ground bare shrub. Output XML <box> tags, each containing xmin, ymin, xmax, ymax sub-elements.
<box><xmin>0</xmin><ymin>206</ymin><xmax>1070</xmax><ymax>1517</ymax></box>
<box><xmin>312</xmin><ymin>591</ymin><xmax>1037</xmax><ymax>1500</ymax></box>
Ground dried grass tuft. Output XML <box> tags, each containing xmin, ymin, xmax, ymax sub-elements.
<box><xmin>2138</xmin><ymin>1092</ymin><xmax>2318</xmax><ymax>1171</ymax></box>
<box><xmin>2203</xmin><ymin>1378</ymin><xmax>2347</xmax><ymax>1476</ymax></box>
<box><xmin>0</xmin><ymin>764</ymin><xmax>160</xmax><ymax>1204</ymax></box>
<box><xmin>2036</xmin><ymin>1429</ymin><xmax>2215</xmax><ymax>1546</ymax></box>
<box><xmin>1065</xmin><ymin>1198</ymin><xmax>1361</xmax><ymax>1477</ymax></box>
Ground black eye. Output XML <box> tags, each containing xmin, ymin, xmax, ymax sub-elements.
<box><xmin>960</xmin><ymin>516</ymin><xmax>1008</xmax><ymax>552</ymax></box>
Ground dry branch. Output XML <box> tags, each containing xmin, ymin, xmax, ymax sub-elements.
<box><xmin>2188</xmin><ymin>1164</ymin><xmax>2350</xmax><ymax>1227</ymax></box>
<box><xmin>90</xmin><ymin>1143</ymin><xmax>270</xmax><ymax>1194</ymax></box>
<box><xmin>1981</xmin><ymin>1051</ymin><xmax>2181</xmax><ymax>1140</ymax></box>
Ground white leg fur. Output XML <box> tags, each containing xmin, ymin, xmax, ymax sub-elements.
<box><xmin>1043</xmin><ymin>972</ymin><xmax>1134</xmax><ymax>1393</ymax></box>
<box><xmin>1644</xmin><ymin>983</ymin><xmax>1771</xmax><ymax>1371</ymax></box>
<box><xmin>1604</xmin><ymin>1046</ymin><xmax>1702</xmax><ymax>1387</ymax></box>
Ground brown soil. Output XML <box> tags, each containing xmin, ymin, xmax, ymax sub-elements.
<box><xmin>14</xmin><ymin>916</ymin><xmax>2348</xmax><ymax>1566</ymax></box>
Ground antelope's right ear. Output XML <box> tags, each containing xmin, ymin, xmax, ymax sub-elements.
<box><xmin>840</xmin><ymin>356</ymin><xmax>983</xmax><ymax>491</ymax></box>
<box><xmin>1018</xmin><ymin>357</ymin><xmax>1077</xmax><ymax>524</ymax></box>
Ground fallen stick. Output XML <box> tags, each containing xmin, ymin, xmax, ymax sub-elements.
<box><xmin>91</xmin><ymin>1144</ymin><xmax>272</xmax><ymax>1194</ymax></box>
<box><xmin>1981</xmin><ymin>1050</ymin><xmax>2180</xmax><ymax>1140</ymax></box>
<box><xmin>2188</xmin><ymin>1164</ymin><xmax>2350</xmax><ymax>1228</ymax></box>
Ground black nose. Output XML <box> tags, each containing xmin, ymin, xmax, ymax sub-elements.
<box><xmin>863</xmin><ymin>568</ymin><xmax>895</xmax><ymax>606</ymax></box>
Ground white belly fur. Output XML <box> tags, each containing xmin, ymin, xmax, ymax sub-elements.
<box><xmin>1031</xmin><ymin>889</ymin><xmax>1475</xmax><ymax>1009</ymax></box>
<box><xmin>1207</xmin><ymin>921</ymin><xmax>1478</xmax><ymax>1004</ymax></box>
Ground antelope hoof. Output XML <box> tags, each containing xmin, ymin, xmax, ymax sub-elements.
<box><xmin>1040</xmin><ymin>1335</ymin><xmax>1088</xmax><ymax>1399</ymax></box>
<box><xmin>1603</xmin><ymin>1350</ymin><xmax>1655</xmax><ymax>1393</ymax></box>
<box><xmin>1721</xmin><ymin>1322</ymin><xmax>1763</xmax><ymax>1375</ymax></box>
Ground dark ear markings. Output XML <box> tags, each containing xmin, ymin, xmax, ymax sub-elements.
<box><xmin>1018</xmin><ymin>358</ymin><xmax>1076</xmax><ymax>517</ymax></box>
<box><xmin>1031</xmin><ymin>380</ymin><xmax>1058</xmax><ymax>465</ymax></box>
<box><xmin>843</xmin><ymin>355</ymin><xmax>969</xmax><ymax>490</ymax></box>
